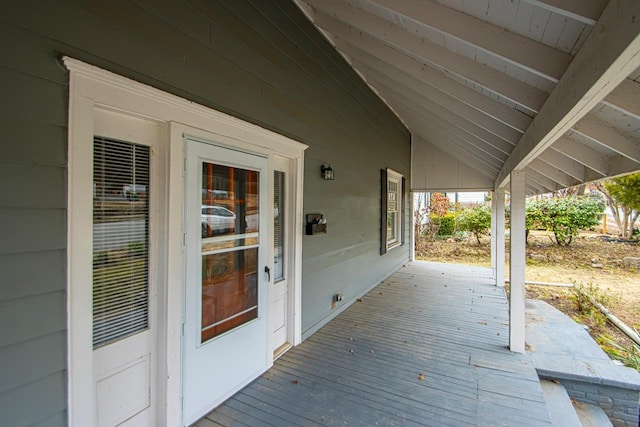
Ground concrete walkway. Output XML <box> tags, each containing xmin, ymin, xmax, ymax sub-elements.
<box><xmin>526</xmin><ymin>299</ymin><xmax>640</xmax><ymax>427</ymax></box>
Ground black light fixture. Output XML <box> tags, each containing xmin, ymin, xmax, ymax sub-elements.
<box><xmin>321</xmin><ymin>164</ymin><xmax>334</xmax><ymax>180</ymax></box>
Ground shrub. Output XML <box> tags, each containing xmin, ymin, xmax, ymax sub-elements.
<box><xmin>600</xmin><ymin>336</ymin><xmax>640</xmax><ymax>372</ymax></box>
<box><xmin>525</xmin><ymin>197</ymin><xmax>604</xmax><ymax>246</ymax></box>
<box><xmin>457</xmin><ymin>204</ymin><xmax>491</xmax><ymax>244</ymax></box>
<box><xmin>430</xmin><ymin>213</ymin><xmax>457</xmax><ymax>237</ymax></box>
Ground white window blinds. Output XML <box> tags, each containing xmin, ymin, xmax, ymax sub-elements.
<box><xmin>274</xmin><ymin>170</ymin><xmax>285</xmax><ymax>282</ymax></box>
<box><xmin>93</xmin><ymin>137</ymin><xmax>150</xmax><ymax>348</ymax></box>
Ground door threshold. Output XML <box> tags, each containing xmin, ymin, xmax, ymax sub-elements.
<box><xmin>273</xmin><ymin>343</ymin><xmax>292</xmax><ymax>360</ymax></box>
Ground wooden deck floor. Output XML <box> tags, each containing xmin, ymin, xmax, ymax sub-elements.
<box><xmin>196</xmin><ymin>261</ymin><xmax>552</xmax><ymax>426</ymax></box>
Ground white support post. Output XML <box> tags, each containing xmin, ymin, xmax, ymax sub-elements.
<box><xmin>509</xmin><ymin>172</ymin><xmax>526</xmax><ymax>353</ymax></box>
<box><xmin>491</xmin><ymin>191</ymin><xmax>497</xmax><ymax>277</ymax></box>
<box><xmin>495</xmin><ymin>189</ymin><xmax>506</xmax><ymax>288</ymax></box>
<box><xmin>411</xmin><ymin>191</ymin><xmax>416</xmax><ymax>261</ymax></box>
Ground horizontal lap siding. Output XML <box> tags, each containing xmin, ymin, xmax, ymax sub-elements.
<box><xmin>0</xmin><ymin>11</ymin><xmax>69</xmax><ymax>425</ymax></box>
<box><xmin>0</xmin><ymin>0</ymin><xmax>409</xmax><ymax>424</ymax></box>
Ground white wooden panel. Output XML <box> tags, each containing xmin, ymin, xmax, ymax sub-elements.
<box><xmin>464</xmin><ymin>0</ymin><xmax>488</xmax><ymax>19</ymax></box>
<box><xmin>411</xmin><ymin>136</ymin><xmax>494</xmax><ymax>191</ymax></box>
<box><xmin>514</xmin><ymin>2</ymin><xmax>536</xmax><ymax>40</ymax></box>
<box><xmin>409</xmin><ymin>121</ymin><xmax>504</xmax><ymax>174</ymax></box>
<box><xmin>521</xmin><ymin>0</ymin><xmax>607</xmax><ymax>25</ymax></box>
<box><xmin>372</xmin><ymin>0</ymin><xmax>571</xmax><ymax>81</ymax></box>
<box><xmin>385</xmin><ymin>96</ymin><xmax>509</xmax><ymax>164</ymax></box>
<box><xmin>359</xmin><ymin>63</ymin><xmax>521</xmax><ymax>146</ymax></box>
<box><xmin>407</xmin><ymin>114</ymin><xmax>503</xmax><ymax>173</ymax></box>
<box><xmin>96</xmin><ymin>355</ymin><xmax>150</xmax><ymax>427</ymax></box>
<box><xmin>555</xmin><ymin>19</ymin><xmax>588</xmax><ymax>53</ymax></box>
<box><xmin>312</xmin><ymin>3</ymin><xmax>548</xmax><ymax>112</ymax></box>
<box><xmin>527</xmin><ymin>7</ymin><xmax>551</xmax><ymax>41</ymax></box>
<box><xmin>335</xmin><ymin>38</ymin><xmax>532</xmax><ymax>132</ymax></box>
<box><xmin>541</xmin><ymin>12</ymin><xmax>567</xmax><ymax>49</ymax></box>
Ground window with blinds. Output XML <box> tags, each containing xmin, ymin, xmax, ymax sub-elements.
<box><xmin>93</xmin><ymin>137</ymin><xmax>150</xmax><ymax>348</ymax></box>
<box><xmin>274</xmin><ymin>170</ymin><xmax>285</xmax><ymax>282</ymax></box>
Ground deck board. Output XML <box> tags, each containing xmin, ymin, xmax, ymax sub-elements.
<box><xmin>200</xmin><ymin>261</ymin><xmax>552</xmax><ymax>426</ymax></box>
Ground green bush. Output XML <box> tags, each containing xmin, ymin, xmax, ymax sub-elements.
<box><xmin>431</xmin><ymin>213</ymin><xmax>457</xmax><ymax>236</ymax></box>
<box><xmin>458</xmin><ymin>204</ymin><xmax>491</xmax><ymax>244</ymax></box>
<box><xmin>525</xmin><ymin>197</ymin><xmax>604</xmax><ymax>246</ymax></box>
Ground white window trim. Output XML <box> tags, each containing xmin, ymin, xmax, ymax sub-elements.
<box><xmin>65</xmin><ymin>57</ymin><xmax>307</xmax><ymax>427</ymax></box>
<box><xmin>386</xmin><ymin>168</ymin><xmax>403</xmax><ymax>250</ymax></box>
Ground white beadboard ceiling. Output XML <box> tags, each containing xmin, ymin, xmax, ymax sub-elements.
<box><xmin>294</xmin><ymin>0</ymin><xmax>640</xmax><ymax>194</ymax></box>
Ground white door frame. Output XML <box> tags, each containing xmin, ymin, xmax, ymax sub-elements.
<box><xmin>65</xmin><ymin>57</ymin><xmax>306</xmax><ymax>426</ymax></box>
<box><xmin>271</xmin><ymin>155</ymin><xmax>299</xmax><ymax>356</ymax></box>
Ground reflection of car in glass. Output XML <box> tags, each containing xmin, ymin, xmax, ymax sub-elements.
<box><xmin>123</xmin><ymin>184</ymin><xmax>147</xmax><ymax>200</ymax></box>
<box><xmin>202</xmin><ymin>189</ymin><xmax>229</xmax><ymax>200</ymax></box>
<box><xmin>202</xmin><ymin>205</ymin><xmax>236</xmax><ymax>236</ymax></box>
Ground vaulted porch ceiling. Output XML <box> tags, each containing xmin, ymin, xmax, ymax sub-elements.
<box><xmin>294</xmin><ymin>0</ymin><xmax>640</xmax><ymax>194</ymax></box>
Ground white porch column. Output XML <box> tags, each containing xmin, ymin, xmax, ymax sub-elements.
<box><xmin>494</xmin><ymin>189</ymin><xmax>506</xmax><ymax>288</ymax></box>
<box><xmin>509</xmin><ymin>172</ymin><xmax>526</xmax><ymax>353</ymax></box>
<box><xmin>411</xmin><ymin>192</ymin><xmax>416</xmax><ymax>261</ymax></box>
<box><xmin>491</xmin><ymin>191</ymin><xmax>497</xmax><ymax>275</ymax></box>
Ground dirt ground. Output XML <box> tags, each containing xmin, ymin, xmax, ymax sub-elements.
<box><xmin>415</xmin><ymin>230</ymin><xmax>640</xmax><ymax>349</ymax></box>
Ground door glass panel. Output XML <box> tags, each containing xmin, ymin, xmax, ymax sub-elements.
<box><xmin>92</xmin><ymin>137</ymin><xmax>150</xmax><ymax>348</ymax></box>
<box><xmin>274</xmin><ymin>170</ymin><xmax>285</xmax><ymax>282</ymax></box>
<box><xmin>201</xmin><ymin>162</ymin><xmax>259</xmax><ymax>343</ymax></box>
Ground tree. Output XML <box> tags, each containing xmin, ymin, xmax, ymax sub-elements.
<box><xmin>458</xmin><ymin>204</ymin><xmax>491</xmax><ymax>244</ymax></box>
<box><xmin>429</xmin><ymin>192</ymin><xmax>452</xmax><ymax>217</ymax></box>
<box><xmin>596</xmin><ymin>173</ymin><xmax>640</xmax><ymax>239</ymax></box>
<box><xmin>525</xmin><ymin>196</ymin><xmax>605</xmax><ymax>246</ymax></box>
<box><xmin>414</xmin><ymin>192</ymin><xmax>429</xmax><ymax>242</ymax></box>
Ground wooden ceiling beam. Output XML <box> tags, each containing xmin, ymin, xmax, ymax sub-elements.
<box><xmin>312</xmin><ymin>4</ymin><xmax>547</xmax><ymax>113</ymax></box>
<box><xmin>373</xmin><ymin>0</ymin><xmax>571</xmax><ymax>81</ymax></box>
<box><xmin>538</xmin><ymin>149</ymin><xmax>586</xmax><ymax>182</ymax></box>
<box><xmin>529</xmin><ymin>158</ymin><xmax>577</xmax><ymax>188</ymax></box>
<box><xmin>574</xmin><ymin>114</ymin><xmax>640</xmax><ymax>163</ymax></box>
<box><xmin>357</xmin><ymin>62</ymin><xmax>518</xmax><ymax>151</ymax></box>
<box><xmin>386</xmin><ymin>94</ymin><xmax>509</xmax><ymax>164</ymax></box>
<box><xmin>603</xmin><ymin>78</ymin><xmax>640</xmax><ymax>121</ymax></box>
<box><xmin>335</xmin><ymin>37</ymin><xmax>533</xmax><ymax>133</ymax></box>
<box><xmin>552</xmin><ymin>135</ymin><xmax>609</xmax><ymax>176</ymax></box>
<box><xmin>495</xmin><ymin>0</ymin><xmax>640</xmax><ymax>189</ymax></box>
<box><xmin>521</xmin><ymin>0</ymin><xmax>607</xmax><ymax>25</ymax></box>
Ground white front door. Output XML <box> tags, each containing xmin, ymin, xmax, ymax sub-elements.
<box><xmin>271</xmin><ymin>156</ymin><xmax>291</xmax><ymax>356</ymax></box>
<box><xmin>182</xmin><ymin>138</ymin><xmax>272</xmax><ymax>425</ymax></box>
<box><xmin>92</xmin><ymin>109</ymin><xmax>161</xmax><ymax>426</ymax></box>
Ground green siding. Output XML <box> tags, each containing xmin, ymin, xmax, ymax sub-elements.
<box><xmin>0</xmin><ymin>0</ymin><xmax>410</xmax><ymax>424</ymax></box>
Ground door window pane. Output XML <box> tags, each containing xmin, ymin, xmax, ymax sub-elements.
<box><xmin>93</xmin><ymin>137</ymin><xmax>150</xmax><ymax>348</ymax></box>
<box><xmin>201</xmin><ymin>164</ymin><xmax>259</xmax><ymax>238</ymax></box>
<box><xmin>201</xmin><ymin>162</ymin><xmax>260</xmax><ymax>343</ymax></box>
<box><xmin>201</xmin><ymin>249</ymin><xmax>258</xmax><ymax>342</ymax></box>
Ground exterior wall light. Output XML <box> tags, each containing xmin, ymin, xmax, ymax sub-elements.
<box><xmin>321</xmin><ymin>164</ymin><xmax>334</xmax><ymax>180</ymax></box>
